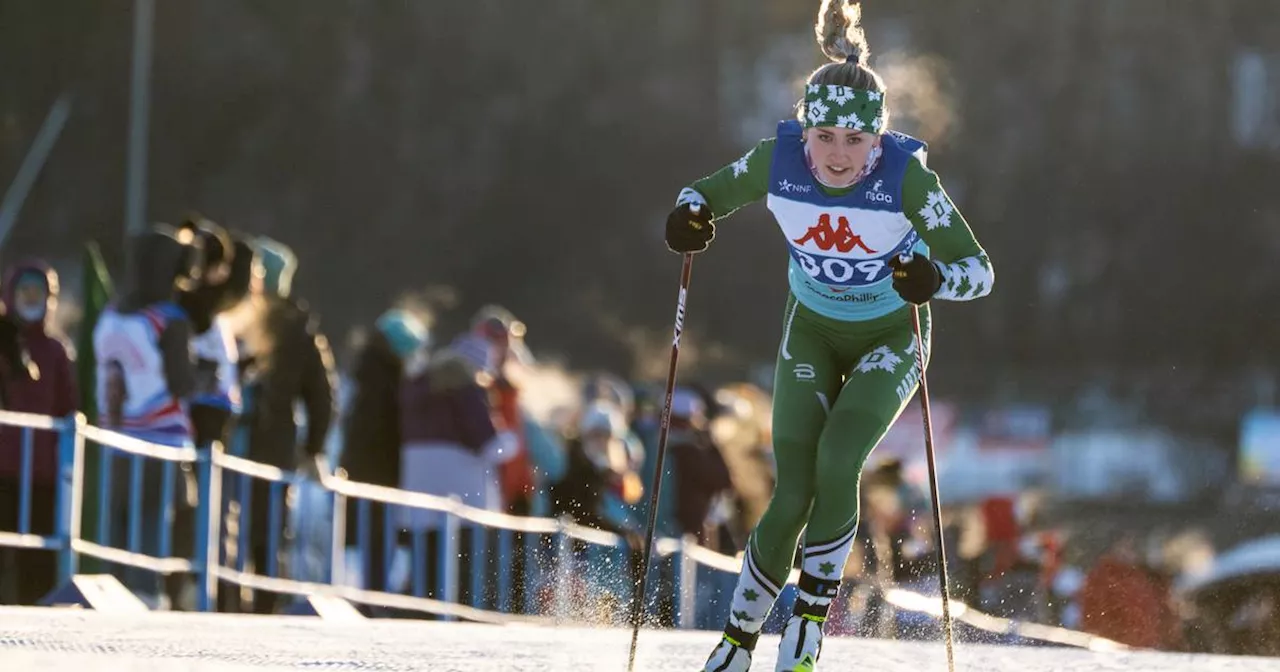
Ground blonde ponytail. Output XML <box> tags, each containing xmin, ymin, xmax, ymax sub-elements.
<box><xmin>802</xmin><ymin>0</ymin><xmax>889</xmax><ymax>130</ymax></box>
<box><xmin>816</xmin><ymin>0</ymin><xmax>869</xmax><ymax>65</ymax></box>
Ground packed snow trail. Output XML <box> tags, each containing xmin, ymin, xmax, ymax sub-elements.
<box><xmin>0</xmin><ymin>607</ymin><xmax>1271</xmax><ymax>671</ymax></box>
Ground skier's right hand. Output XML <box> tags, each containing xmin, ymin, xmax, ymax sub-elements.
<box><xmin>665</xmin><ymin>202</ymin><xmax>715</xmax><ymax>254</ymax></box>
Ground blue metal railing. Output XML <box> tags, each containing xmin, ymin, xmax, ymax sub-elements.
<box><xmin>0</xmin><ymin>409</ymin><xmax>1123</xmax><ymax>651</ymax></box>
<box><xmin>0</xmin><ymin>412</ymin><xmax>71</xmax><ymax>557</ymax></box>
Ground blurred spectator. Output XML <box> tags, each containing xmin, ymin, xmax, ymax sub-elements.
<box><xmin>220</xmin><ymin>233</ymin><xmax>261</xmax><ymax>456</ymax></box>
<box><xmin>399</xmin><ymin>332</ymin><xmax>515</xmax><ymax>604</ymax></box>
<box><xmin>549</xmin><ymin>400</ymin><xmax>644</xmax><ymax>539</ymax></box>
<box><xmin>339</xmin><ymin>308</ymin><xmax>428</xmax><ymax>591</ymax></box>
<box><xmin>665</xmin><ymin>389</ymin><xmax>733</xmax><ymax>548</ymax></box>
<box><xmin>0</xmin><ymin>260</ymin><xmax>75</xmax><ymax>605</ymax></box>
<box><xmin>582</xmin><ymin>373</ymin><xmax>644</xmax><ymax>459</ymax></box>
<box><xmin>0</xmin><ymin>304</ymin><xmax>27</xmax><ymax>409</ymax></box>
<box><xmin>93</xmin><ymin>226</ymin><xmax>199</xmax><ymax>607</ymax></box>
<box><xmin>1079</xmin><ymin>533</ymin><xmax>1185</xmax><ymax>649</ymax></box>
<box><xmin>178</xmin><ymin>216</ymin><xmax>243</xmax><ymax>446</ymax></box>
<box><xmin>168</xmin><ymin>216</ymin><xmax>244</xmax><ymax>610</ymax></box>
<box><xmin>233</xmin><ymin>236</ymin><xmax>337</xmax><ymax>613</ymax></box>
<box><xmin>237</xmin><ymin>237</ymin><xmax>335</xmax><ymax>470</ymax></box>
<box><xmin>401</xmin><ymin>331</ymin><xmax>515</xmax><ymax>520</ymax></box>
<box><xmin>978</xmin><ymin>495</ymin><xmax>1022</xmax><ymax>586</ymax></box>
<box><xmin>708</xmin><ymin>383</ymin><xmax>775</xmax><ymax>549</ymax></box>
<box><xmin>95</xmin><ymin>228</ymin><xmax>197</xmax><ymax>443</ymax></box>
<box><xmin>212</xmin><ymin>232</ymin><xmax>260</xmax><ymax>611</ymax></box>
<box><xmin>470</xmin><ymin>306</ymin><xmax>536</xmax><ymax>516</ymax></box>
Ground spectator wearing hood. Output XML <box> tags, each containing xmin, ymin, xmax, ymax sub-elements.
<box><xmin>398</xmin><ymin>331</ymin><xmax>516</xmax><ymax>605</ymax></box>
<box><xmin>340</xmin><ymin>308</ymin><xmax>428</xmax><ymax>592</ymax></box>
<box><xmin>93</xmin><ymin>226</ymin><xmax>199</xmax><ymax>607</ymax></box>
<box><xmin>0</xmin><ymin>260</ymin><xmax>75</xmax><ymax>605</ymax></box>
<box><xmin>0</xmin><ymin>305</ymin><xmax>27</xmax><ymax>410</ymax></box>
<box><xmin>399</xmin><ymin>332</ymin><xmax>515</xmax><ymax>525</ymax></box>
<box><xmin>467</xmin><ymin>306</ymin><xmax>539</xmax><ymax>516</ymax></box>
<box><xmin>237</xmin><ymin>238</ymin><xmax>335</xmax><ymax>471</ymax></box>
<box><xmin>233</xmin><ymin>237</ymin><xmax>335</xmax><ymax>613</ymax></box>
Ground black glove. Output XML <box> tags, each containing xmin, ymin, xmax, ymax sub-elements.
<box><xmin>888</xmin><ymin>252</ymin><xmax>942</xmax><ymax>305</ymax></box>
<box><xmin>665</xmin><ymin>203</ymin><xmax>715</xmax><ymax>254</ymax></box>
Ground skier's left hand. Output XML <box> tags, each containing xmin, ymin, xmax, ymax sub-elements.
<box><xmin>888</xmin><ymin>252</ymin><xmax>942</xmax><ymax>305</ymax></box>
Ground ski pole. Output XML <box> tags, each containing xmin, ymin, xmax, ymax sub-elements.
<box><xmin>626</xmin><ymin>207</ymin><xmax>700</xmax><ymax>672</ymax></box>
<box><xmin>907</xmin><ymin>299</ymin><xmax>956</xmax><ymax>672</ymax></box>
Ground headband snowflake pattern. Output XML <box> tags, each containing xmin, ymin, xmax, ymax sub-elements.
<box><xmin>803</xmin><ymin>84</ymin><xmax>885</xmax><ymax>133</ymax></box>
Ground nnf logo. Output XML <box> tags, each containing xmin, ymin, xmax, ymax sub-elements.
<box><xmin>865</xmin><ymin>179</ymin><xmax>894</xmax><ymax>205</ymax></box>
<box><xmin>778</xmin><ymin>180</ymin><xmax>812</xmax><ymax>195</ymax></box>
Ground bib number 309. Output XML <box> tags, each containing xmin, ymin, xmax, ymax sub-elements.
<box><xmin>794</xmin><ymin>251</ymin><xmax>887</xmax><ymax>285</ymax></box>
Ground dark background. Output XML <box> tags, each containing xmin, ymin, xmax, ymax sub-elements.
<box><xmin>3</xmin><ymin>1</ymin><xmax>1279</xmax><ymax>450</ymax></box>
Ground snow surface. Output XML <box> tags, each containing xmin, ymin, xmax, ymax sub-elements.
<box><xmin>0</xmin><ymin>607</ymin><xmax>1273</xmax><ymax>671</ymax></box>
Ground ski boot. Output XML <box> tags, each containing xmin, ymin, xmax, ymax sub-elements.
<box><xmin>703</xmin><ymin>624</ymin><xmax>758</xmax><ymax>672</ymax></box>
<box><xmin>775</xmin><ymin>573</ymin><xmax>837</xmax><ymax>672</ymax></box>
<box><xmin>774</xmin><ymin>612</ymin><xmax>822</xmax><ymax>671</ymax></box>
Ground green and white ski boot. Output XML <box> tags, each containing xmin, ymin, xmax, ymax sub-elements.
<box><xmin>703</xmin><ymin>625</ymin><xmax>758</xmax><ymax>672</ymax></box>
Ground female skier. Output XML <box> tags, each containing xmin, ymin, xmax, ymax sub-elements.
<box><xmin>663</xmin><ymin>2</ymin><xmax>994</xmax><ymax>670</ymax></box>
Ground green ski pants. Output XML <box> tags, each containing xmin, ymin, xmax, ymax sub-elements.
<box><xmin>750</xmin><ymin>294</ymin><xmax>931</xmax><ymax>584</ymax></box>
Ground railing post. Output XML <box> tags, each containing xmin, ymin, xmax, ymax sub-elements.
<box><xmin>439</xmin><ymin>497</ymin><xmax>461</xmax><ymax>620</ymax></box>
<box><xmin>553</xmin><ymin>516</ymin><xmax>572</xmax><ymax>622</ymax></box>
<box><xmin>329</xmin><ymin>476</ymin><xmax>347</xmax><ymax>586</ymax></box>
<box><xmin>674</xmin><ymin>534</ymin><xmax>698</xmax><ymax>630</ymax></box>
<box><xmin>523</xmin><ymin>530</ymin><xmax>540</xmax><ymax>615</ymax></box>
<box><xmin>357</xmin><ymin>497</ymin><xmax>371</xmax><ymax>589</ymax></box>
<box><xmin>55</xmin><ymin>413</ymin><xmax>85</xmax><ymax>584</ymax></box>
<box><xmin>193</xmin><ymin>443</ymin><xmax>223</xmax><ymax>612</ymax></box>
<box><xmin>497</xmin><ymin>528</ymin><xmax>513</xmax><ymax>613</ymax></box>
<box><xmin>19</xmin><ymin>426</ymin><xmax>34</xmax><ymax>534</ymax></box>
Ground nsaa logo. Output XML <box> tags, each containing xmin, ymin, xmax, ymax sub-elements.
<box><xmin>865</xmin><ymin>179</ymin><xmax>894</xmax><ymax>205</ymax></box>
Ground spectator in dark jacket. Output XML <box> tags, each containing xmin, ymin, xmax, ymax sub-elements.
<box><xmin>339</xmin><ymin>308</ymin><xmax>428</xmax><ymax>591</ymax></box>
<box><xmin>233</xmin><ymin>237</ymin><xmax>336</xmax><ymax>613</ymax></box>
<box><xmin>0</xmin><ymin>260</ymin><xmax>76</xmax><ymax>605</ymax></box>
<box><xmin>549</xmin><ymin>400</ymin><xmax>643</xmax><ymax>540</ymax></box>
<box><xmin>666</xmin><ymin>389</ymin><xmax>733</xmax><ymax>547</ymax></box>
<box><xmin>238</xmin><ymin>238</ymin><xmax>335</xmax><ymax>471</ymax></box>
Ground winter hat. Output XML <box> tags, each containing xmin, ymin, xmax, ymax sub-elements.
<box><xmin>449</xmin><ymin>333</ymin><xmax>495</xmax><ymax>374</ymax></box>
<box><xmin>579</xmin><ymin>400</ymin><xmax>627</xmax><ymax>438</ymax></box>
<box><xmin>671</xmin><ymin>387</ymin><xmax>706</xmax><ymax>421</ymax></box>
<box><xmin>375</xmin><ymin>309</ymin><xmax>429</xmax><ymax>360</ymax></box>
<box><xmin>254</xmin><ymin>237</ymin><xmax>297</xmax><ymax>299</ymax></box>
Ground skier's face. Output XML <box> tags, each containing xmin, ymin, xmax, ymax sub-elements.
<box><xmin>804</xmin><ymin>127</ymin><xmax>879</xmax><ymax>188</ymax></box>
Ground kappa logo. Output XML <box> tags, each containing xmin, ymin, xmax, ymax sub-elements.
<box><xmin>778</xmin><ymin>180</ymin><xmax>813</xmax><ymax>195</ymax></box>
<box><xmin>793</xmin><ymin>214</ymin><xmax>878</xmax><ymax>254</ymax></box>
<box><xmin>865</xmin><ymin>179</ymin><xmax>894</xmax><ymax>205</ymax></box>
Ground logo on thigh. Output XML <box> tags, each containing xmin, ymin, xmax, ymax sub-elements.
<box><xmin>793</xmin><ymin>363</ymin><xmax>817</xmax><ymax>382</ymax></box>
<box><xmin>853</xmin><ymin>345</ymin><xmax>903</xmax><ymax>375</ymax></box>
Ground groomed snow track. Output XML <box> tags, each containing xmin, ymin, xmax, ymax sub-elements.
<box><xmin>0</xmin><ymin>607</ymin><xmax>1272</xmax><ymax>671</ymax></box>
